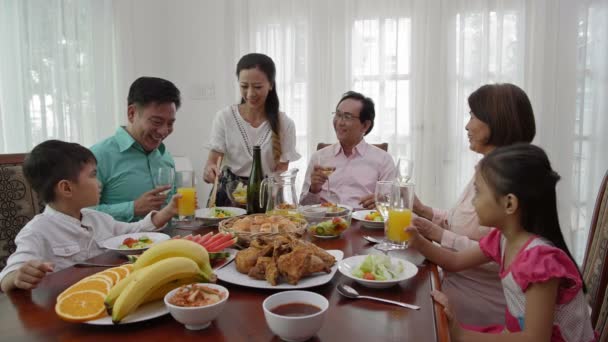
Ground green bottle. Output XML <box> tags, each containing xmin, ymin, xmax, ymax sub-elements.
<box><xmin>247</xmin><ymin>146</ymin><xmax>264</xmax><ymax>214</ymax></box>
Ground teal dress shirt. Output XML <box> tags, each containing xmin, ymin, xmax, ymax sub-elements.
<box><xmin>91</xmin><ymin>127</ymin><xmax>175</xmax><ymax>222</ymax></box>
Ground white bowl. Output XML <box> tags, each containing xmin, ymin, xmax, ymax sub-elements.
<box><xmin>101</xmin><ymin>232</ymin><xmax>170</xmax><ymax>255</ymax></box>
<box><xmin>164</xmin><ymin>283</ymin><xmax>229</xmax><ymax>330</ymax></box>
<box><xmin>338</xmin><ymin>255</ymin><xmax>418</xmax><ymax>289</ymax></box>
<box><xmin>263</xmin><ymin>291</ymin><xmax>329</xmax><ymax>342</ymax></box>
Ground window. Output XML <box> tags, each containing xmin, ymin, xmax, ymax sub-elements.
<box><xmin>572</xmin><ymin>3</ymin><xmax>608</xmax><ymax>262</ymax></box>
<box><xmin>351</xmin><ymin>18</ymin><xmax>412</xmax><ymax>160</ymax></box>
<box><xmin>449</xmin><ymin>10</ymin><xmax>523</xmax><ymax>194</ymax></box>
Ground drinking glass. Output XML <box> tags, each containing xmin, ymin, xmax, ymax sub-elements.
<box><xmin>154</xmin><ymin>167</ymin><xmax>175</xmax><ymax>195</ymax></box>
<box><xmin>396</xmin><ymin>158</ymin><xmax>414</xmax><ymax>184</ymax></box>
<box><xmin>372</xmin><ymin>181</ymin><xmax>393</xmax><ymax>254</ymax></box>
<box><xmin>316</xmin><ymin>154</ymin><xmax>338</xmax><ymax>204</ymax></box>
<box><xmin>176</xmin><ymin>171</ymin><xmax>196</xmax><ymax>222</ymax></box>
<box><xmin>374</xmin><ymin>182</ymin><xmax>415</xmax><ymax>254</ymax></box>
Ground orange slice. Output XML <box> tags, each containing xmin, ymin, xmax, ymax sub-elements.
<box><xmin>84</xmin><ymin>274</ymin><xmax>114</xmax><ymax>287</ymax></box>
<box><xmin>110</xmin><ymin>266</ymin><xmax>130</xmax><ymax>280</ymax></box>
<box><xmin>98</xmin><ymin>270</ymin><xmax>120</xmax><ymax>285</ymax></box>
<box><xmin>57</xmin><ymin>278</ymin><xmax>112</xmax><ymax>302</ymax></box>
<box><xmin>121</xmin><ymin>263</ymin><xmax>134</xmax><ymax>272</ymax></box>
<box><xmin>55</xmin><ymin>290</ymin><xmax>107</xmax><ymax>322</ymax></box>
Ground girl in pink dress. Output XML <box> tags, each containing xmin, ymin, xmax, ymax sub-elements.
<box><xmin>408</xmin><ymin>143</ymin><xmax>596</xmax><ymax>341</ymax></box>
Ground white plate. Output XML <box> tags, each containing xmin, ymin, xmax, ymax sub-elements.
<box><xmin>85</xmin><ymin>300</ymin><xmax>168</xmax><ymax>325</ymax></box>
<box><xmin>195</xmin><ymin>207</ymin><xmax>246</xmax><ymax>223</ymax></box>
<box><xmin>101</xmin><ymin>232</ymin><xmax>170</xmax><ymax>255</ymax></box>
<box><xmin>352</xmin><ymin>210</ymin><xmax>384</xmax><ymax>229</ymax></box>
<box><xmin>216</xmin><ymin>250</ymin><xmax>344</xmax><ymax>289</ymax></box>
<box><xmin>338</xmin><ymin>254</ymin><xmax>418</xmax><ymax>289</ymax></box>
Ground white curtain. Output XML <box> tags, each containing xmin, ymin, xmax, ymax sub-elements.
<box><xmin>225</xmin><ymin>0</ymin><xmax>608</xmax><ymax>262</ymax></box>
<box><xmin>0</xmin><ymin>0</ymin><xmax>120</xmax><ymax>153</ymax></box>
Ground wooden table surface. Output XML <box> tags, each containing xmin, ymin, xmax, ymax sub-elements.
<box><xmin>0</xmin><ymin>220</ymin><xmax>449</xmax><ymax>342</ymax></box>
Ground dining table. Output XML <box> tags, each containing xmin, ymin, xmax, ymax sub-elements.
<box><xmin>0</xmin><ymin>219</ymin><xmax>450</xmax><ymax>342</ymax></box>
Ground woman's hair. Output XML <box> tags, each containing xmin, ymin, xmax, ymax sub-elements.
<box><xmin>479</xmin><ymin>143</ymin><xmax>585</xmax><ymax>290</ymax></box>
<box><xmin>468</xmin><ymin>83</ymin><xmax>536</xmax><ymax>146</ymax></box>
<box><xmin>236</xmin><ymin>53</ymin><xmax>281</xmax><ymax>165</ymax></box>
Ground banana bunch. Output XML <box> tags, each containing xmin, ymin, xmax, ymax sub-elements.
<box><xmin>105</xmin><ymin>239</ymin><xmax>216</xmax><ymax>323</ymax></box>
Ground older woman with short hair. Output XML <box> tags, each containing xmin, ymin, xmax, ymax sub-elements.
<box><xmin>413</xmin><ymin>83</ymin><xmax>536</xmax><ymax>327</ymax></box>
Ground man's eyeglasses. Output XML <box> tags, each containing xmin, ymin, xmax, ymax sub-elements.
<box><xmin>332</xmin><ymin>111</ymin><xmax>360</xmax><ymax>122</ymax></box>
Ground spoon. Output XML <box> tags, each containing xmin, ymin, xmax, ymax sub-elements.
<box><xmin>363</xmin><ymin>235</ymin><xmax>383</xmax><ymax>244</ymax></box>
<box><xmin>337</xmin><ymin>284</ymin><xmax>420</xmax><ymax>310</ymax></box>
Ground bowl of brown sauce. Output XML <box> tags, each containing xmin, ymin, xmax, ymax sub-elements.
<box><xmin>262</xmin><ymin>290</ymin><xmax>329</xmax><ymax>342</ymax></box>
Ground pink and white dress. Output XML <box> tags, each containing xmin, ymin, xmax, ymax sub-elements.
<box><xmin>478</xmin><ymin>229</ymin><xmax>596</xmax><ymax>342</ymax></box>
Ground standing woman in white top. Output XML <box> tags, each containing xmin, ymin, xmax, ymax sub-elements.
<box><xmin>203</xmin><ymin>53</ymin><xmax>300</xmax><ymax>206</ymax></box>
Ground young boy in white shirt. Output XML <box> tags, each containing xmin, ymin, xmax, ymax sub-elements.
<box><xmin>0</xmin><ymin>140</ymin><xmax>179</xmax><ymax>292</ymax></box>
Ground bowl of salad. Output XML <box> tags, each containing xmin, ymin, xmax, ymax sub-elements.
<box><xmin>305</xmin><ymin>206</ymin><xmax>352</xmax><ymax>239</ymax></box>
<box><xmin>102</xmin><ymin>232</ymin><xmax>170</xmax><ymax>255</ymax></box>
<box><xmin>338</xmin><ymin>254</ymin><xmax>418</xmax><ymax>288</ymax></box>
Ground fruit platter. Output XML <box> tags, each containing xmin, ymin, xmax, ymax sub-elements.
<box><xmin>55</xmin><ymin>232</ymin><xmax>237</xmax><ymax>325</ymax></box>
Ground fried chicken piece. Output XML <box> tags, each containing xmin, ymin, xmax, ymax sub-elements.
<box><xmin>265</xmin><ymin>259</ymin><xmax>279</xmax><ymax>286</ymax></box>
<box><xmin>235</xmin><ymin>245</ymin><xmax>273</xmax><ymax>274</ymax></box>
<box><xmin>292</xmin><ymin>240</ymin><xmax>336</xmax><ymax>268</ymax></box>
<box><xmin>248</xmin><ymin>256</ymin><xmax>272</xmax><ymax>280</ymax></box>
<box><xmin>277</xmin><ymin>249</ymin><xmax>310</xmax><ymax>285</ymax></box>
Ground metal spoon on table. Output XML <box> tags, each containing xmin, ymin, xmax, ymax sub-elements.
<box><xmin>363</xmin><ymin>235</ymin><xmax>383</xmax><ymax>244</ymax></box>
<box><xmin>337</xmin><ymin>284</ymin><xmax>420</xmax><ymax>310</ymax></box>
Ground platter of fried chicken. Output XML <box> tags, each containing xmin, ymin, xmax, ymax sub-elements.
<box><xmin>215</xmin><ymin>234</ymin><xmax>343</xmax><ymax>289</ymax></box>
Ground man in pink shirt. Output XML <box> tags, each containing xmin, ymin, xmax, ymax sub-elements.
<box><xmin>300</xmin><ymin>91</ymin><xmax>396</xmax><ymax>209</ymax></box>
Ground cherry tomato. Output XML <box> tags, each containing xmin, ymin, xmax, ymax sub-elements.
<box><xmin>122</xmin><ymin>237</ymin><xmax>137</xmax><ymax>248</ymax></box>
<box><xmin>363</xmin><ymin>272</ymin><xmax>375</xmax><ymax>280</ymax></box>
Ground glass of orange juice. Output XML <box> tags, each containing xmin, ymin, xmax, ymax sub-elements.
<box><xmin>176</xmin><ymin>171</ymin><xmax>196</xmax><ymax>222</ymax></box>
<box><xmin>386</xmin><ymin>182</ymin><xmax>415</xmax><ymax>246</ymax></box>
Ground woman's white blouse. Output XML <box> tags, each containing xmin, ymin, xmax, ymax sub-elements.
<box><xmin>207</xmin><ymin>105</ymin><xmax>301</xmax><ymax>177</ymax></box>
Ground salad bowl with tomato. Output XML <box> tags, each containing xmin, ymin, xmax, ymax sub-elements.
<box><xmin>338</xmin><ymin>254</ymin><xmax>418</xmax><ymax>289</ymax></box>
<box><xmin>305</xmin><ymin>207</ymin><xmax>352</xmax><ymax>239</ymax></box>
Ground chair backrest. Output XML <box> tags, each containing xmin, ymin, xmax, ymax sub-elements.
<box><xmin>0</xmin><ymin>154</ymin><xmax>43</xmax><ymax>269</ymax></box>
<box><xmin>316</xmin><ymin>142</ymin><xmax>388</xmax><ymax>152</ymax></box>
<box><xmin>582</xmin><ymin>169</ymin><xmax>608</xmax><ymax>336</ymax></box>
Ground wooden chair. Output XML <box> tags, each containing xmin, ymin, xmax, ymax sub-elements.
<box><xmin>582</xmin><ymin>169</ymin><xmax>608</xmax><ymax>338</ymax></box>
<box><xmin>316</xmin><ymin>142</ymin><xmax>388</xmax><ymax>152</ymax></box>
<box><xmin>0</xmin><ymin>153</ymin><xmax>43</xmax><ymax>269</ymax></box>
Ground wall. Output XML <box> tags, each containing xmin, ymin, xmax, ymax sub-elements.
<box><xmin>113</xmin><ymin>0</ymin><xmax>234</xmax><ymax>204</ymax></box>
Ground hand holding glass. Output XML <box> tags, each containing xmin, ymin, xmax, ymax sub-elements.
<box><xmin>316</xmin><ymin>154</ymin><xmax>338</xmax><ymax>204</ymax></box>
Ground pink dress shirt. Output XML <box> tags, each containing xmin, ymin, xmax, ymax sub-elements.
<box><xmin>300</xmin><ymin>140</ymin><xmax>396</xmax><ymax>209</ymax></box>
<box><xmin>431</xmin><ymin>177</ymin><xmax>507</xmax><ymax>326</ymax></box>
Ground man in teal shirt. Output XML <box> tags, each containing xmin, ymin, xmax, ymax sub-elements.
<box><xmin>91</xmin><ymin>77</ymin><xmax>181</xmax><ymax>222</ymax></box>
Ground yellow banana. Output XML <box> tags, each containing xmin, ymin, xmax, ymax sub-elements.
<box><xmin>112</xmin><ymin>257</ymin><xmax>204</xmax><ymax>323</ymax></box>
<box><xmin>142</xmin><ymin>276</ymin><xmax>199</xmax><ymax>303</ymax></box>
<box><xmin>104</xmin><ymin>269</ymin><xmax>141</xmax><ymax>313</ymax></box>
<box><xmin>133</xmin><ymin>239</ymin><xmax>215</xmax><ymax>281</ymax></box>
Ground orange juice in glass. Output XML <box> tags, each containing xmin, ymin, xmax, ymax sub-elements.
<box><xmin>385</xmin><ymin>182</ymin><xmax>415</xmax><ymax>247</ymax></box>
<box><xmin>176</xmin><ymin>171</ymin><xmax>196</xmax><ymax>221</ymax></box>
<box><xmin>177</xmin><ymin>187</ymin><xmax>196</xmax><ymax>216</ymax></box>
<box><xmin>387</xmin><ymin>208</ymin><xmax>413</xmax><ymax>243</ymax></box>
